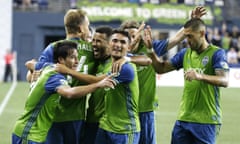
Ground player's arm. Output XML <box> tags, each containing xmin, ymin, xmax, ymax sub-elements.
<box><xmin>25</xmin><ymin>59</ymin><xmax>38</xmax><ymax>82</ymax></box>
<box><xmin>200</xmin><ymin>69</ymin><xmax>229</xmax><ymax>87</ymax></box>
<box><xmin>184</xmin><ymin>69</ymin><xmax>229</xmax><ymax>87</ymax></box>
<box><xmin>129</xmin><ymin>55</ymin><xmax>152</xmax><ymax>66</ymax></box>
<box><xmin>167</xmin><ymin>6</ymin><xmax>207</xmax><ymax>50</ymax></box>
<box><xmin>55</xmin><ymin>63</ymin><xmax>106</xmax><ymax>83</ymax></box>
<box><xmin>143</xmin><ymin>25</ymin><xmax>176</xmax><ymax>74</ymax></box>
<box><xmin>111</xmin><ymin>55</ymin><xmax>152</xmax><ymax>73</ymax></box>
<box><xmin>56</xmin><ymin>76</ymin><xmax>115</xmax><ymax>99</ymax></box>
<box><xmin>129</xmin><ymin>21</ymin><xmax>145</xmax><ymax>52</ymax></box>
<box><xmin>147</xmin><ymin>52</ymin><xmax>175</xmax><ymax>74</ymax></box>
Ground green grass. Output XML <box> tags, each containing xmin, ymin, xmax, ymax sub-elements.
<box><xmin>0</xmin><ymin>82</ymin><xmax>239</xmax><ymax>143</ymax></box>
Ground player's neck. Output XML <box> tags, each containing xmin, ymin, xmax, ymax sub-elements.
<box><xmin>66</xmin><ymin>34</ymin><xmax>81</xmax><ymax>40</ymax></box>
<box><xmin>197</xmin><ymin>41</ymin><xmax>209</xmax><ymax>54</ymax></box>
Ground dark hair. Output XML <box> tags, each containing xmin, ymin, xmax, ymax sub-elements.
<box><xmin>111</xmin><ymin>29</ymin><xmax>131</xmax><ymax>43</ymax></box>
<box><xmin>53</xmin><ymin>40</ymin><xmax>78</xmax><ymax>63</ymax></box>
<box><xmin>184</xmin><ymin>18</ymin><xmax>205</xmax><ymax>32</ymax></box>
<box><xmin>95</xmin><ymin>26</ymin><xmax>113</xmax><ymax>40</ymax></box>
<box><xmin>120</xmin><ymin>20</ymin><xmax>140</xmax><ymax>30</ymax></box>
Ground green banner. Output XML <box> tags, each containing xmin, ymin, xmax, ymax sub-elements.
<box><xmin>78</xmin><ymin>2</ymin><xmax>221</xmax><ymax>25</ymax></box>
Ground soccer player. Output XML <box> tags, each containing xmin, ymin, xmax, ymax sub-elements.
<box><xmin>25</xmin><ymin>9</ymin><xmax>97</xmax><ymax>144</ymax></box>
<box><xmin>84</xmin><ymin>26</ymin><xmax>114</xmax><ymax>144</ymax></box>
<box><xmin>94</xmin><ymin>29</ymin><xmax>140</xmax><ymax>144</ymax></box>
<box><xmin>119</xmin><ymin>6</ymin><xmax>207</xmax><ymax>144</ymax></box>
<box><xmin>12</xmin><ymin>40</ymin><xmax>115</xmax><ymax>144</ymax></box>
<box><xmin>144</xmin><ymin>18</ymin><xmax>229</xmax><ymax>144</ymax></box>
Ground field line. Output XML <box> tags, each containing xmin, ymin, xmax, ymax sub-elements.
<box><xmin>0</xmin><ymin>81</ymin><xmax>17</xmax><ymax>116</ymax></box>
<box><xmin>0</xmin><ymin>55</ymin><xmax>18</xmax><ymax>116</ymax></box>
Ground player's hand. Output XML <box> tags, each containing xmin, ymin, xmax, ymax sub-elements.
<box><xmin>25</xmin><ymin>59</ymin><xmax>37</xmax><ymax>72</ymax></box>
<box><xmin>129</xmin><ymin>21</ymin><xmax>145</xmax><ymax>52</ymax></box>
<box><xmin>143</xmin><ymin>25</ymin><xmax>153</xmax><ymax>50</ymax></box>
<box><xmin>98</xmin><ymin>75</ymin><xmax>116</xmax><ymax>89</ymax></box>
<box><xmin>112</xmin><ymin>58</ymin><xmax>126</xmax><ymax>74</ymax></box>
<box><xmin>184</xmin><ymin>69</ymin><xmax>202</xmax><ymax>81</ymax></box>
<box><xmin>31</xmin><ymin>70</ymin><xmax>42</xmax><ymax>82</ymax></box>
<box><xmin>191</xmin><ymin>6</ymin><xmax>207</xmax><ymax>19</ymax></box>
<box><xmin>55</xmin><ymin>63</ymin><xmax>71</xmax><ymax>74</ymax></box>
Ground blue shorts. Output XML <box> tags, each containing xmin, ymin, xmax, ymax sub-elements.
<box><xmin>171</xmin><ymin>120</ymin><xmax>221</xmax><ymax>144</ymax></box>
<box><xmin>83</xmin><ymin>122</ymin><xmax>99</xmax><ymax>144</ymax></box>
<box><xmin>95</xmin><ymin>128</ymin><xmax>140</xmax><ymax>144</ymax></box>
<box><xmin>139</xmin><ymin>111</ymin><xmax>156</xmax><ymax>144</ymax></box>
<box><xmin>45</xmin><ymin>120</ymin><xmax>85</xmax><ymax>144</ymax></box>
<box><xmin>12</xmin><ymin>134</ymin><xmax>44</xmax><ymax>144</ymax></box>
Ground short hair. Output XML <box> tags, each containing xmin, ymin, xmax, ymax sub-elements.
<box><xmin>95</xmin><ymin>26</ymin><xmax>113</xmax><ymax>40</ymax></box>
<box><xmin>184</xmin><ymin>18</ymin><xmax>206</xmax><ymax>32</ymax></box>
<box><xmin>120</xmin><ymin>20</ymin><xmax>140</xmax><ymax>30</ymax></box>
<box><xmin>64</xmin><ymin>9</ymin><xmax>87</xmax><ymax>34</ymax></box>
<box><xmin>111</xmin><ymin>29</ymin><xmax>131</xmax><ymax>43</ymax></box>
<box><xmin>53</xmin><ymin>40</ymin><xmax>78</xmax><ymax>63</ymax></box>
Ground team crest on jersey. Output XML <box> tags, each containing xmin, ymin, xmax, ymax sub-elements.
<box><xmin>202</xmin><ymin>56</ymin><xmax>209</xmax><ymax>66</ymax></box>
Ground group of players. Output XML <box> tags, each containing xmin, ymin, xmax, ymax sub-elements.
<box><xmin>11</xmin><ymin>5</ymin><xmax>229</xmax><ymax>144</ymax></box>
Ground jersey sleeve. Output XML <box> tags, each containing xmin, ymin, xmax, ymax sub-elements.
<box><xmin>35</xmin><ymin>44</ymin><xmax>54</xmax><ymax>70</ymax></box>
<box><xmin>114</xmin><ymin>63</ymin><xmax>135</xmax><ymax>84</ymax></box>
<box><xmin>170</xmin><ymin>48</ymin><xmax>187</xmax><ymax>70</ymax></box>
<box><xmin>152</xmin><ymin>39</ymin><xmax>168</xmax><ymax>56</ymax></box>
<box><xmin>212</xmin><ymin>49</ymin><xmax>229</xmax><ymax>71</ymax></box>
<box><xmin>45</xmin><ymin>74</ymin><xmax>69</xmax><ymax>93</ymax></box>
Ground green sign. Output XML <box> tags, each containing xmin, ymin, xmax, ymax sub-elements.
<box><xmin>78</xmin><ymin>2</ymin><xmax>221</xmax><ymax>25</ymax></box>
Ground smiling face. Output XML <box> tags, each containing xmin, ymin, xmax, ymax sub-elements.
<box><xmin>92</xmin><ymin>32</ymin><xmax>110</xmax><ymax>60</ymax></box>
<box><xmin>109</xmin><ymin>33</ymin><xmax>130</xmax><ymax>61</ymax></box>
<box><xmin>59</xmin><ymin>49</ymin><xmax>79</xmax><ymax>71</ymax></box>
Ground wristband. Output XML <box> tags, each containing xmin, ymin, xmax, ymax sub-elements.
<box><xmin>124</xmin><ymin>56</ymin><xmax>131</xmax><ymax>62</ymax></box>
<box><xmin>146</xmin><ymin>48</ymin><xmax>154</xmax><ymax>54</ymax></box>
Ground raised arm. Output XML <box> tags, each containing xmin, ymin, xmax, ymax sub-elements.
<box><xmin>129</xmin><ymin>21</ymin><xmax>145</xmax><ymax>52</ymax></box>
<box><xmin>144</xmin><ymin>26</ymin><xmax>175</xmax><ymax>74</ymax></box>
<box><xmin>167</xmin><ymin>6</ymin><xmax>207</xmax><ymax>50</ymax></box>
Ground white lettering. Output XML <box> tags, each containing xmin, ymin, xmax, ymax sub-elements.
<box><xmin>152</xmin><ymin>8</ymin><xmax>187</xmax><ymax>19</ymax></box>
<box><xmin>136</xmin><ymin>8</ymin><xmax>151</xmax><ymax>19</ymax></box>
<box><xmin>82</xmin><ymin>6</ymin><xmax>133</xmax><ymax>17</ymax></box>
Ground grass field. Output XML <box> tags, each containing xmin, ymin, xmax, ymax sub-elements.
<box><xmin>0</xmin><ymin>82</ymin><xmax>239</xmax><ymax>144</ymax></box>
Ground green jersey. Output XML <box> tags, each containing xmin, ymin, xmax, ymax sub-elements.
<box><xmin>86</xmin><ymin>58</ymin><xmax>111</xmax><ymax>123</ymax></box>
<box><xmin>54</xmin><ymin>39</ymin><xmax>97</xmax><ymax>122</ymax></box>
<box><xmin>134</xmin><ymin>42</ymin><xmax>158</xmax><ymax>112</ymax></box>
<box><xmin>13</xmin><ymin>65</ymin><xmax>69</xmax><ymax>142</ymax></box>
<box><xmin>171</xmin><ymin>45</ymin><xmax>229</xmax><ymax>124</ymax></box>
<box><xmin>99</xmin><ymin>62</ymin><xmax>140</xmax><ymax>133</ymax></box>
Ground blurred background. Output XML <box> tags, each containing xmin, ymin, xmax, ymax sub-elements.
<box><xmin>1</xmin><ymin>0</ymin><xmax>240</xmax><ymax>82</ymax></box>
